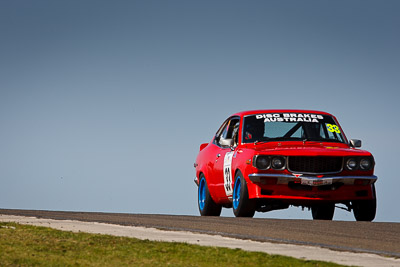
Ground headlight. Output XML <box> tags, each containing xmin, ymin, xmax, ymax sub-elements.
<box><xmin>346</xmin><ymin>158</ymin><xmax>358</xmax><ymax>170</ymax></box>
<box><xmin>271</xmin><ymin>156</ymin><xmax>285</xmax><ymax>170</ymax></box>
<box><xmin>360</xmin><ymin>158</ymin><xmax>372</xmax><ymax>170</ymax></box>
<box><xmin>254</xmin><ymin>156</ymin><xmax>270</xmax><ymax>170</ymax></box>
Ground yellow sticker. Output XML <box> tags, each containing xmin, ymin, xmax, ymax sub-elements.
<box><xmin>326</xmin><ymin>124</ymin><xmax>341</xmax><ymax>134</ymax></box>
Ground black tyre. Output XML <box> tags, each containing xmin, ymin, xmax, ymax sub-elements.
<box><xmin>311</xmin><ymin>203</ymin><xmax>335</xmax><ymax>220</ymax></box>
<box><xmin>353</xmin><ymin>185</ymin><xmax>377</xmax><ymax>222</ymax></box>
<box><xmin>232</xmin><ymin>171</ymin><xmax>256</xmax><ymax>217</ymax></box>
<box><xmin>198</xmin><ymin>175</ymin><xmax>222</xmax><ymax>216</ymax></box>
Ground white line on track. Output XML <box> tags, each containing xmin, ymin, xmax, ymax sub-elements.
<box><xmin>1</xmin><ymin>215</ymin><xmax>399</xmax><ymax>267</ymax></box>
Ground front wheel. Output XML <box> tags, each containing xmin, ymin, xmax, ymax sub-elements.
<box><xmin>232</xmin><ymin>171</ymin><xmax>256</xmax><ymax>217</ymax></box>
<box><xmin>311</xmin><ymin>203</ymin><xmax>335</xmax><ymax>220</ymax></box>
<box><xmin>198</xmin><ymin>175</ymin><xmax>222</xmax><ymax>216</ymax></box>
<box><xmin>353</xmin><ymin>185</ymin><xmax>377</xmax><ymax>222</ymax></box>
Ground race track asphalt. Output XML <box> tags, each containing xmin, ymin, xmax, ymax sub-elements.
<box><xmin>1</xmin><ymin>209</ymin><xmax>399</xmax><ymax>258</ymax></box>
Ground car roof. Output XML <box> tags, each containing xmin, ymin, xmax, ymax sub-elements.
<box><xmin>232</xmin><ymin>109</ymin><xmax>334</xmax><ymax>117</ymax></box>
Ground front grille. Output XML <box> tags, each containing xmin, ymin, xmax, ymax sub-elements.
<box><xmin>288</xmin><ymin>156</ymin><xmax>343</xmax><ymax>174</ymax></box>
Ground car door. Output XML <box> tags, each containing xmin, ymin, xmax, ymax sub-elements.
<box><xmin>211</xmin><ymin>116</ymin><xmax>240</xmax><ymax>201</ymax></box>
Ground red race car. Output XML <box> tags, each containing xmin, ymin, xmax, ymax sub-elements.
<box><xmin>194</xmin><ymin>110</ymin><xmax>377</xmax><ymax>221</ymax></box>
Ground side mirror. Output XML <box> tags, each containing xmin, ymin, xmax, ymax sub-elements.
<box><xmin>220</xmin><ymin>138</ymin><xmax>234</xmax><ymax>147</ymax></box>
<box><xmin>350</xmin><ymin>139</ymin><xmax>362</xmax><ymax>148</ymax></box>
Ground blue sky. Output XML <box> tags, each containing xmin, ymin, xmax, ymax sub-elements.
<box><xmin>1</xmin><ymin>1</ymin><xmax>399</xmax><ymax>222</ymax></box>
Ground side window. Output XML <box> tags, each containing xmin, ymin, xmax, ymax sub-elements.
<box><xmin>215</xmin><ymin>120</ymin><xmax>229</xmax><ymax>140</ymax></box>
<box><xmin>214</xmin><ymin>119</ymin><xmax>230</xmax><ymax>145</ymax></box>
<box><xmin>224</xmin><ymin>118</ymin><xmax>240</xmax><ymax>139</ymax></box>
<box><xmin>214</xmin><ymin>117</ymin><xmax>240</xmax><ymax>147</ymax></box>
<box><xmin>220</xmin><ymin>123</ymin><xmax>230</xmax><ymax>140</ymax></box>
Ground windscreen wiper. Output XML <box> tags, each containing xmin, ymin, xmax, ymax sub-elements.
<box><xmin>254</xmin><ymin>140</ymin><xmax>269</xmax><ymax>145</ymax></box>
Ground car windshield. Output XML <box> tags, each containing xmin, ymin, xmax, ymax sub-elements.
<box><xmin>242</xmin><ymin>113</ymin><xmax>345</xmax><ymax>144</ymax></box>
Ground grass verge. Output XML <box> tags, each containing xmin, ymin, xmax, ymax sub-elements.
<box><xmin>0</xmin><ymin>222</ymin><xmax>346</xmax><ymax>266</ymax></box>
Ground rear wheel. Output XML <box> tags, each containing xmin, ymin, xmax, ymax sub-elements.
<box><xmin>353</xmin><ymin>185</ymin><xmax>377</xmax><ymax>222</ymax></box>
<box><xmin>311</xmin><ymin>203</ymin><xmax>335</xmax><ymax>220</ymax></box>
<box><xmin>198</xmin><ymin>175</ymin><xmax>222</xmax><ymax>216</ymax></box>
<box><xmin>233</xmin><ymin>171</ymin><xmax>256</xmax><ymax>217</ymax></box>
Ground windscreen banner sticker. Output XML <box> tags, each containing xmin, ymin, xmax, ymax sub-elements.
<box><xmin>223</xmin><ymin>152</ymin><xmax>234</xmax><ymax>197</ymax></box>
<box><xmin>256</xmin><ymin>113</ymin><xmax>323</xmax><ymax>123</ymax></box>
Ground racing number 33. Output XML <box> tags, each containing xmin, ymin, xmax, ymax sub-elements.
<box><xmin>327</xmin><ymin>124</ymin><xmax>341</xmax><ymax>133</ymax></box>
<box><xmin>223</xmin><ymin>152</ymin><xmax>234</xmax><ymax>196</ymax></box>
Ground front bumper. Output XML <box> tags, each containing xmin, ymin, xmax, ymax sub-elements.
<box><xmin>248</xmin><ymin>173</ymin><xmax>377</xmax><ymax>186</ymax></box>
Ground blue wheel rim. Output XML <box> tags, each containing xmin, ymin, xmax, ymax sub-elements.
<box><xmin>233</xmin><ymin>176</ymin><xmax>241</xmax><ymax>210</ymax></box>
<box><xmin>198</xmin><ymin>177</ymin><xmax>206</xmax><ymax>211</ymax></box>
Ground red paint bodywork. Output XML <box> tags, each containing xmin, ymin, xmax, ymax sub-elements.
<box><xmin>194</xmin><ymin>110</ymin><xmax>377</xmax><ymax>207</ymax></box>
